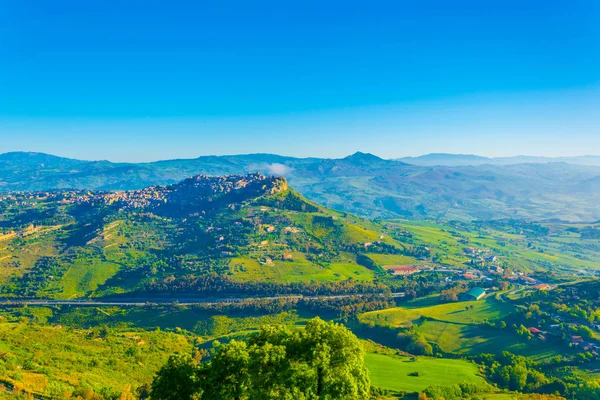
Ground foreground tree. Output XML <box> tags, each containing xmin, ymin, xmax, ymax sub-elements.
<box><xmin>201</xmin><ymin>339</ymin><xmax>250</xmax><ymax>400</ymax></box>
<box><xmin>151</xmin><ymin>353</ymin><xmax>201</xmax><ymax>400</ymax></box>
<box><xmin>151</xmin><ymin>318</ymin><xmax>371</xmax><ymax>400</ymax></box>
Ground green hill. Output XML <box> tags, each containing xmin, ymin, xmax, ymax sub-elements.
<box><xmin>0</xmin><ymin>174</ymin><xmax>398</xmax><ymax>299</ymax></box>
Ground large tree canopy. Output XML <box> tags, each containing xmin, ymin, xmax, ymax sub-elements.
<box><xmin>151</xmin><ymin>318</ymin><xmax>371</xmax><ymax>400</ymax></box>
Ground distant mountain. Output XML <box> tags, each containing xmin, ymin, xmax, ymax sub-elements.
<box><xmin>2</xmin><ymin>151</ymin><xmax>600</xmax><ymax>221</ymax></box>
<box><xmin>0</xmin><ymin>151</ymin><xmax>87</xmax><ymax>171</ymax></box>
<box><xmin>494</xmin><ymin>155</ymin><xmax>600</xmax><ymax>166</ymax></box>
<box><xmin>573</xmin><ymin>175</ymin><xmax>600</xmax><ymax>193</ymax></box>
<box><xmin>398</xmin><ymin>153</ymin><xmax>600</xmax><ymax>167</ymax></box>
<box><xmin>397</xmin><ymin>153</ymin><xmax>492</xmax><ymax>166</ymax></box>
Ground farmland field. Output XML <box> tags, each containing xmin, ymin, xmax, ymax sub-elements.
<box><xmin>228</xmin><ymin>253</ymin><xmax>374</xmax><ymax>283</ymax></box>
<box><xmin>359</xmin><ymin>297</ymin><xmax>566</xmax><ymax>359</ymax></box>
<box><xmin>365</xmin><ymin>353</ymin><xmax>488</xmax><ymax>393</ymax></box>
<box><xmin>361</xmin><ymin>297</ymin><xmax>513</xmax><ymax>327</ymax></box>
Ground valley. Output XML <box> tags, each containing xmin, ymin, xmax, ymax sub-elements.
<box><xmin>0</xmin><ymin>173</ymin><xmax>599</xmax><ymax>399</ymax></box>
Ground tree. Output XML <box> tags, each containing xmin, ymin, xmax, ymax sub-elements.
<box><xmin>151</xmin><ymin>353</ymin><xmax>201</xmax><ymax>400</ymax></box>
<box><xmin>440</xmin><ymin>289</ymin><xmax>459</xmax><ymax>302</ymax></box>
<box><xmin>152</xmin><ymin>318</ymin><xmax>371</xmax><ymax>400</ymax></box>
<box><xmin>508</xmin><ymin>362</ymin><xmax>528</xmax><ymax>391</ymax></box>
<box><xmin>285</xmin><ymin>317</ymin><xmax>371</xmax><ymax>399</ymax></box>
<box><xmin>201</xmin><ymin>340</ymin><xmax>249</xmax><ymax>400</ymax></box>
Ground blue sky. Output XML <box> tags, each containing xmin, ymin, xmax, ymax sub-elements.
<box><xmin>1</xmin><ymin>0</ymin><xmax>599</xmax><ymax>161</ymax></box>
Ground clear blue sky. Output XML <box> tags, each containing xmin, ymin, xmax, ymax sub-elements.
<box><xmin>1</xmin><ymin>0</ymin><xmax>599</xmax><ymax>161</ymax></box>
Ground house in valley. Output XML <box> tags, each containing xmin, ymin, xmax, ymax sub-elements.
<box><xmin>460</xmin><ymin>287</ymin><xmax>486</xmax><ymax>301</ymax></box>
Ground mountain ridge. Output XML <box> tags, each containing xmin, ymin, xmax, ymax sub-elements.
<box><xmin>2</xmin><ymin>151</ymin><xmax>600</xmax><ymax>221</ymax></box>
<box><xmin>5</xmin><ymin>150</ymin><xmax>600</xmax><ymax>166</ymax></box>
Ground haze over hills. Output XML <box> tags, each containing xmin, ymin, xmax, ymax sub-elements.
<box><xmin>397</xmin><ymin>153</ymin><xmax>600</xmax><ymax>166</ymax></box>
<box><xmin>2</xmin><ymin>151</ymin><xmax>600</xmax><ymax>222</ymax></box>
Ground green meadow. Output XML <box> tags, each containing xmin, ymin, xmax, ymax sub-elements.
<box><xmin>365</xmin><ymin>352</ymin><xmax>488</xmax><ymax>393</ymax></box>
<box><xmin>228</xmin><ymin>253</ymin><xmax>374</xmax><ymax>283</ymax></box>
<box><xmin>359</xmin><ymin>297</ymin><xmax>564</xmax><ymax>359</ymax></box>
<box><xmin>361</xmin><ymin>297</ymin><xmax>513</xmax><ymax>327</ymax></box>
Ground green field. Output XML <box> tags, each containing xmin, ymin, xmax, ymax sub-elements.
<box><xmin>49</xmin><ymin>256</ymin><xmax>121</xmax><ymax>299</ymax></box>
<box><xmin>366</xmin><ymin>253</ymin><xmax>420</xmax><ymax>267</ymax></box>
<box><xmin>365</xmin><ymin>353</ymin><xmax>488</xmax><ymax>393</ymax></box>
<box><xmin>361</xmin><ymin>297</ymin><xmax>513</xmax><ymax>327</ymax></box>
<box><xmin>228</xmin><ymin>253</ymin><xmax>374</xmax><ymax>283</ymax></box>
<box><xmin>359</xmin><ymin>297</ymin><xmax>564</xmax><ymax>358</ymax></box>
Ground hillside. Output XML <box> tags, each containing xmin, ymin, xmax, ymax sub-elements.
<box><xmin>2</xmin><ymin>152</ymin><xmax>600</xmax><ymax>221</ymax></box>
<box><xmin>0</xmin><ymin>174</ymin><xmax>397</xmax><ymax>299</ymax></box>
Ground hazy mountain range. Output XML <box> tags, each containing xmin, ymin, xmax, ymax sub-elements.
<box><xmin>397</xmin><ymin>153</ymin><xmax>600</xmax><ymax>166</ymax></box>
<box><xmin>2</xmin><ymin>151</ymin><xmax>600</xmax><ymax>222</ymax></box>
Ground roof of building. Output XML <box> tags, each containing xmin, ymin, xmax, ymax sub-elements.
<box><xmin>535</xmin><ymin>283</ymin><xmax>551</xmax><ymax>290</ymax></box>
<box><xmin>465</xmin><ymin>287</ymin><xmax>486</xmax><ymax>298</ymax></box>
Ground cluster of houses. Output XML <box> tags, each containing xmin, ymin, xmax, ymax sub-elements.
<box><xmin>522</xmin><ymin>283</ymin><xmax>600</xmax><ymax>357</ymax></box>
<box><xmin>464</xmin><ymin>247</ymin><xmax>498</xmax><ymax>267</ymax></box>
<box><xmin>73</xmin><ymin>173</ymin><xmax>282</xmax><ymax>211</ymax></box>
<box><xmin>570</xmin><ymin>335</ymin><xmax>600</xmax><ymax>352</ymax></box>
<box><xmin>383</xmin><ymin>264</ymin><xmax>438</xmax><ymax>276</ymax></box>
<box><xmin>506</xmin><ymin>273</ymin><xmax>552</xmax><ymax>288</ymax></box>
<box><xmin>259</xmin><ymin>253</ymin><xmax>294</xmax><ymax>265</ymax></box>
<box><xmin>0</xmin><ymin>190</ymin><xmax>85</xmax><ymax>206</ymax></box>
<box><xmin>525</xmin><ymin>325</ymin><xmax>600</xmax><ymax>354</ymax></box>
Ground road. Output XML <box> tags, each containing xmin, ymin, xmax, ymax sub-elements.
<box><xmin>0</xmin><ymin>292</ymin><xmax>405</xmax><ymax>307</ymax></box>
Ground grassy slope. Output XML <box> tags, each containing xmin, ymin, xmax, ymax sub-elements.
<box><xmin>225</xmin><ymin>201</ymin><xmax>384</xmax><ymax>283</ymax></box>
<box><xmin>361</xmin><ymin>297</ymin><xmax>513</xmax><ymax>327</ymax></box>
<box><xmin>229</xmin><ymin>253</ymin><xmax>373</xmax><ymax>283</ymax></box>
<box><xmin>365</xmin><ymin>352</ymin><xmax>487</xmax><ymax>393</ymax></box>
<box><xmin>360</xmin><ymin>297</ymin><xmax>561</xmax><ymax>359</ymax></box>
<box><xmin>389</xmin><ymin>219</ymin><xmax>600</xmax><ymax>274</ymax></box>
<box><xmin>0</xmin><ymin>321</ymin><xmax>192</xmax><ymax>396</ymax></box>
<box><xmin>366</xmin><ymin>254</ymin><xmax>420</xmax><ymax>266</ymax></box>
